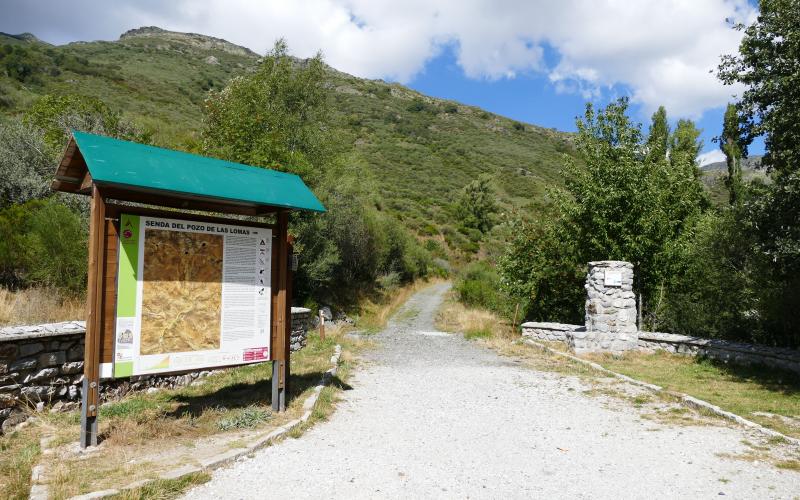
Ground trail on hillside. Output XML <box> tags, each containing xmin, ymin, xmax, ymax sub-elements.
<box><xmin>182</xmin><ymin>282</ymin><xmax>797</xmax><ymax>499</ymax></box>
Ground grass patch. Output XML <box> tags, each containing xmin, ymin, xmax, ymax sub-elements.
<box><xmin>775</xmin><ymin>460</ymin><xmax>800</xmax><ymax>471</ymax></box>
<box><xmin>109</xmin><ymin>472</ymin><xmax>210</xmax><ymax>500</ymax></box>
<box><xmin>585</xmin><ymin>351</ymin><xmax>800</xmax><ymax>438</ymax></box>
<box><xmin>0</xmin><ymin>426</ymin><xmax>40</xmax><ymax>500</ymax></box>
<box><xmin>463</xmin><ymin>327</ymin><xmax>492</xmax><ymax>340</ymax></box>
<box><xmin>33</xmin><ymin>326</ymin><xmax>367</xmax><ymax>499</ymax></box>
<box><xmin>216</xmin><ymin>406</ymin><xmax>271</xmax><ymax>431</ymax></box>
<box><xmin>0</xmin><ymin>287</ymin><xmax>84</xmax><ymax>326</ymax></box>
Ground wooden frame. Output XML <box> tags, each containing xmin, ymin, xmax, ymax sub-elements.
<box><xmin>79</xmin><ymin>193</ymin><xmax>292</xmax><ymax>448</ymax></box>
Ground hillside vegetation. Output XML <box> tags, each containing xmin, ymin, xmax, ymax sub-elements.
<box><xmin>0</xmin><ymin>26</ymin><xmax>575</xmax><ymax>262</ymax></box>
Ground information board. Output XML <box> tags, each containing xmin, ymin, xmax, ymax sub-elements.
<box><xmin>112</xmin><ymin>214</ymin><xmax>272</xmax><ymax>377</ymax></box>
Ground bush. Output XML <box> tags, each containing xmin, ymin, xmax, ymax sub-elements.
<box><xmin>454</xmin><ymin>261</ymin><xmax>506</xmax><ymax>314</ymax></box>
<box><xmin>0</xmin><ymin>199</ymin><xmax>87</xmax><ymax>292</ymax></box>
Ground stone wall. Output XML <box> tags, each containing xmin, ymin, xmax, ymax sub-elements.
<box><xmin>520</xmin><ymin>322</ymin><xmax>584</xmax><ymax>342</ymax></box>
<box><xmin>638</xmin><ymin>331</ymin><xmax>800</xmax><ymax>375</ymax></box>
<box><xmin>577</xmin><ymin>261</ymin><xmax>638</xmax><ymax>354</ymax></box>
<box><xmin>0</xmin><ymin>309</ymin><xmax>311</xmax><ymax>433</ymax></box>
<box><xmin>520</xmin><ymin>321</ymin><xmax>800</xmax><ymax>377</ymax></box>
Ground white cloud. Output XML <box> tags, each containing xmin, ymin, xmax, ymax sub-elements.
<box><xmin>697</xmin><ymin>149</ymin><xmax>725</xmax><ymax>166</ymax></box>
<box><xmin>1</xmin><ymin>0</ymin><xmax>758</xmax><ymax>118</ymax></box>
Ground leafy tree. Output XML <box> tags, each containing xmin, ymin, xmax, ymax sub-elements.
<box><xmin>717</xmin><ymin>0</ymin><xmax>800</xmax><ymax>345</ymax></box>
<box><xmin>718</xmin><ymin>0</ymin><xmax>800</xmax><ymax>179</ymax></box>
<box><xmin>202</xmin><ymin>39</ymin><xmax>330</xmax><ymax>184</ymax></box>
<box><xmin>500</xmin><ymin>98</ymin><xmax>707</xmax><ymax>327</ymax></box>
<box><xmin>719</xmin><ymin>103</ymin><xmax>747</xmax><ymax>205</ymax></box>
<box><xmin>456</xmin><ymin>175</ymin><xmax>497</xmax><ymax>234</ymax></box>
<box><xmin>645</xmin><ymin>106</ymin><xmax>669</xmax><ymax>162</ymax></box>
<box><xmin>0</xmin><ymin>198</ymin><xmax>87</xmax><ymax>291</ymax></box>
<box><xmin>0</xmin><ymin>119</ymin><xmax>52</xmax><ymax>207</ymax></box>
<box><xmin>24</xmin><ymin>94</ymin><xmax>145</xmax><ymax>156</ymax></box>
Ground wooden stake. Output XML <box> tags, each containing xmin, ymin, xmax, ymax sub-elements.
<box><xmin>511</xmin><ymin>303</ymin><xmax>520</xmax><ymax>336</ymax></box>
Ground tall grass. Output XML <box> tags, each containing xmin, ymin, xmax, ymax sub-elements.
<box><xmin>0</xmin><ymin>287</ymin><xmax>84</xmax><ymax>326</ymax></box>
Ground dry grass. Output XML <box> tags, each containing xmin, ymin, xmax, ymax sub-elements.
<box><xmin>435</xmin><ymin>299</ymin><xmax>514</xmax><ymax>342</ymax></box>
<box><xmin>30</xmin><ymin>326</ymin><xmax>368</xmax><ymax>499</ymax></box>
<box><xmin>0</xmin><ymin>287</ymin><xmax>84</xmax><ymax>326</ymax></box>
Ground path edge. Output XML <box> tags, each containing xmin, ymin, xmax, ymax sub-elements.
<box><xmin>522</xmin><ymin>339</ymin><xmax>800</xmax><ymax>447</ymax></box>
<box><xmin>30</xmin><ymin>345</ymin><xmax>343</xmax><ymax>500</ymax></box>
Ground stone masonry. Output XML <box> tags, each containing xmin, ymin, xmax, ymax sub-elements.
<box><xmin>0</xmin><ymin>309</ymin><xmax>311</xmax><ymax>433</ymax></box>
<box><xmin>570</xmin><ymin>261</ymin><xmax>638</xmax><ymax>354</ymax></box>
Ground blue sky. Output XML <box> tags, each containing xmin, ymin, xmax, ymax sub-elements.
<box><xmin>1</xmin><ymin>0</ymin><xmax>765</xmax><ymax>162</ymax></box>
<box><xmin>408</xmin><ymin>43</ymin><xmax>764</xmax><ymax>161</ymax></box>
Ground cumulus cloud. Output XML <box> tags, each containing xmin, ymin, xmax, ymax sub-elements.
<box><xmin>0</xmin><ymin>0</ymin><xmax>757</xmax><ymax>117</ymax></box>
<box><xmin>697</xmin><ymin>149</ymin><xmax>726</xmax><ymax>166</ymax></box>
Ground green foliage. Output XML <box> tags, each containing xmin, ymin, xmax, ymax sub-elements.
<box><xmin>216</xmin><ymin>406</ymin><xmax>271</xmax><ymax>431</ymax></box>
<box><xmin>202</xmin><ymin>39</ymin><xmax>330</xmax><ymax>184</ymax></box>
<box><xmin>0</xmin><ymin>119</ymin><xmax>52</xmax><ymax>207</ymax></box>
<box><xmin>711</xmin><ymin>0</ymin><xmax>800</xmax><ymax>346</ymax></box>
<box><xmin>718</xmin><ymin>0</ymin><xmax>800</xmax><ymax>178</ymax></box>
<box><xmin>719</xmin><ymin>103</ymin><xmax>746</xmax><ymax>205</ymax></box>
<box><xmin>500</xmin><ymin>99</ymin><xmax>707</xmax><ymax>327</ymax></box>
<box><xmin>455</xmin><ymin>175</ymin><xmax>497</xmax><ymax>234</ymax></box>
<box><xmin>454</xmin><ymin>261</ymin><xmax>507</xmax><ymax>314</ymax></box>
<box><xmin>0</xmin><ymin>198</ymin><xmax>87</xmax><ymax>291</ymax></box>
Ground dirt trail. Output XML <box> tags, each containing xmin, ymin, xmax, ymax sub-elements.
<box><xmin>182</xmin><ymin>282</ymin><xmax>798</xmax><ymax>499</ymax></box>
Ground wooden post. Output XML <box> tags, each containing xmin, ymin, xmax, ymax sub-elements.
<box><xmin>80</xmin><ymin>185</ymin><xmax>106</xmax><ymax>448</ymax></box>
<box><xmin>511</xmin><ymin>303</ymin><xmax>520</xmax><ymax>336</ymax></box>
<box><xmin>272</xmin><ymin>212</ymin><xmax>289</xmax><ymax>412</ymax></box>
<box><xmin>319</xmin><ymin>309</ymin><xmax>326</xmax><ymax>341</ymax></box>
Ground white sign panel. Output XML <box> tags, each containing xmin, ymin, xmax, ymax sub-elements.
<box><xmin>604</xmin><ymin>270</ymin><xmax>622</xmax><ymax>287</ymax></box>
<box><xmin>112</xmin><ymin>214</ymin><xmax>271</xmax><ymax>377</ymax></box>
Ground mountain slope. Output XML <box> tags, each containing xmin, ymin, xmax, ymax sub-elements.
<box><xmin>0</xmin><ymin>27</ymin><xmax>575</xmax><ymax>254</ymax></box>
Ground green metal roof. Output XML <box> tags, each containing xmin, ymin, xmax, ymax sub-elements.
<box><xmin>71</xmin><ymin>131</ymin><xmax>325</xmax><ymax>213</ymax></box>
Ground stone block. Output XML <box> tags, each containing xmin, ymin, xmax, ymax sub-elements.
<box><xmin>19</xmin><ymin>343</ymin><xmax>44</xmax><ymax>357</ymax></box>
<box><xmin>0</xmin><ymin>393</ymin><xmax>15</xmax><ymax>408</ymax></box>
<box><xmin>9</xmin><ymin>357</ymin><xmax>37</xmax><ymax>372</ymax></box>
<box><xmin>23</xmin><ymin>368</ymin><xmax>58</xmax><ymax>383</ymax></box>
<box><xmin>38</xmin><ymin>351</ymin><xmax>66</xmax><ymax>367</ymax></box>
<box><xmin>60</xmin><ymin>362</ymin><xmax>84</xmax><ymax>374</ymax></box>
<box><xmin>21</xmin><ymin>385</ymin><xmax>55</xmax><ymax>401</ymax></box>
<box><xmin>67</xmin><ymin>344</ymin><xmax>84</xmax><ymax>361</ymax></box>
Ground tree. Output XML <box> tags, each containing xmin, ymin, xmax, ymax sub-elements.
<box><xmin>645</xmin><ymin>106</ymin><xmax>669</xmax><ymax>163</ymax></box>
<box><xmin>456</xmin><ymin>175</ymin><xmax>497</xmax><ymax>234</ymax></box>
<box><xmin>718</xmin><ymin>0</ymin><xmax>800</xmax><ymax>179</ymax></box>
<box><xmin>24</xmin><ymin>94</ymin><xmax>145</xmax><ymax>156</ymax></box>
<box><xmin>0</xmin><ymin>119</ymin><xmax>52</xmax><ymax>207</ymax></box>
<box><xmin>202</xmin><ymin>39</ymin><xmax>330</xmax><ymax>185</ymax></box>
<box><xmin>500</xmin><ymin>98</ymin><xmax>707</xmax><ymax>327</ymax></box>
<box><xmin>717</xmin><ymin>0</ymin><xmax>800</xmax><ymax>345</ymax></box>
<box><xmin>719</xmin><ymin>103</ymin><xmax>747</xmax><ymax>205</ymax></box>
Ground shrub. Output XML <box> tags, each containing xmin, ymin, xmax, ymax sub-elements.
<box><xmin>0</xmin><ymin>198</ymin><xmax>87</xmax><ymax>292</ymax></box>
<box><xmin>455</xmin><ymin>261</ymin><xmax>505</xmax><ymax>313</ymax></box>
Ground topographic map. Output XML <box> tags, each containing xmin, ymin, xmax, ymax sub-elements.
<box><xmin>140</xmin><ymin>229</ymin><xmax>224</xmax><ymax>354</ymax></box>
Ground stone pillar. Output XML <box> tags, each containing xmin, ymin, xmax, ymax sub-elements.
<box><xmin>570</xmin><ymin>261</ymin><xmax>638</xmax><ymax>354</ymax></box>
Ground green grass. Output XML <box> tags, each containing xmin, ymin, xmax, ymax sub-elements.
<box><xmin>109</xmin><ymin>472</ymin><xmax>211</xmax><ymax>500</ymax></box>
<box><xmin>463</xmin><ymin>327</ymin><xmax>492</xmax><ymax>340</ymax></box>
<box><xmin>589</xmin><ymin>351</ymin><xmax>800</xmax><ymax>438</ymax></box>
<box><xmin>216</xmin><ymin>406</ymin><xmax>272</xmax><ymax>431</ymax></box>
<box><xmin>0</xmin><ymin>426</ymin><xmax>40</xmax><ymax>500</ymax></box>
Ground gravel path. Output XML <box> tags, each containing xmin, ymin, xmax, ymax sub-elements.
<box><xmin>183</xmin><ymin>283</ymin><xmax>798</xmax><ymax>499</ymax></box>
